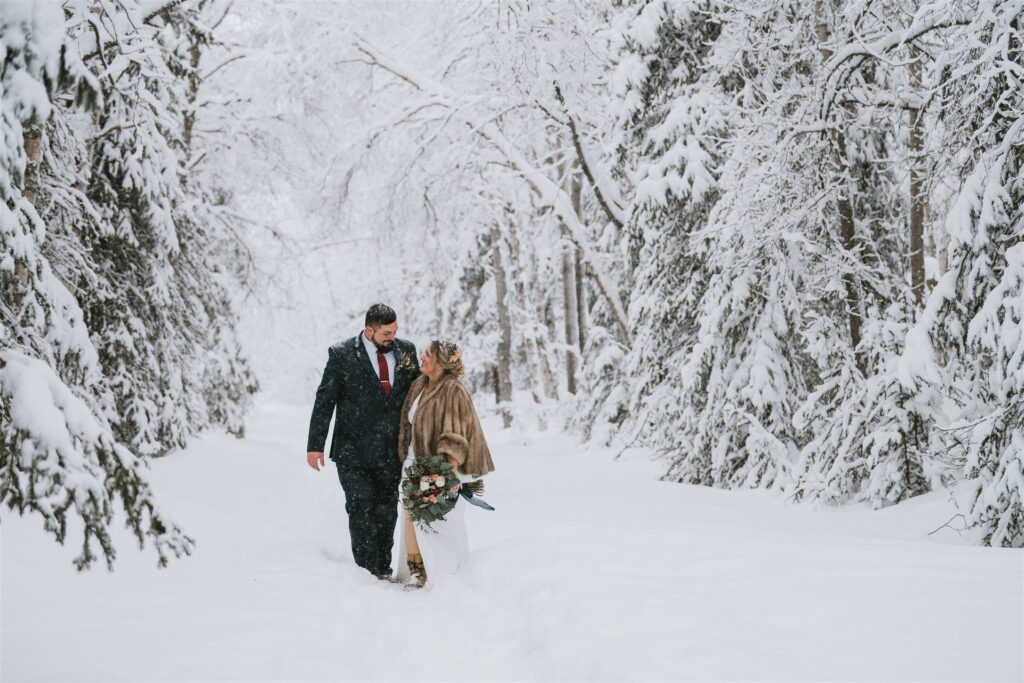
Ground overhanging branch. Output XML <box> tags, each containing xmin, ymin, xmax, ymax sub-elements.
<box><xmin>553</xmin><ymin>84</ymin><xmax>625</xmax><ymax>231</ymax></box>
<box><xmin>352</xmin><ymin>34</ymin><xmax>632</xmax><ymax>347</ymax></box>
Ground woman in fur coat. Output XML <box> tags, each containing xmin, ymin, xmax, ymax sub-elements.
<box><xmin>394</xmin><ymin>340</ymin><xmax>496</xmax><ymax>588</ymax></box>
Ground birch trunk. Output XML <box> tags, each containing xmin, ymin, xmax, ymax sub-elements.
<box><xmin>575</xmin><ymin>246</ymin><xmax>587</xmax><ymax>353</ymax></box>
<box><xmin>507</xmin><ymin>214</ymin><xmax>555</xmax><ymax>429</ymax></box>
<box><xmin>561</xmin><ymin>151</ymin><xmax>582</xmax><ymax>395</ymax></box>
<box><xmin>491</xmin><ymin>224</ymin><xmax>514</xmax><ymax>428</ymax></box>
<box><xmin>562</xmin><ymin>245</ymin><xmax>580</xmax><ymax>395</ymax></box>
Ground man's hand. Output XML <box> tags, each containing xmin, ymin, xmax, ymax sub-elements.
<box><xmin>307</xmin><ymin>451</ymin><xmax>325</xmax><ymax>471</ymax></box>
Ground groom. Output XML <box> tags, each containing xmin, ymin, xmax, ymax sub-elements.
<box><xmin>306</xmin><ymin>303</ymin><xmax>420</xmax><ymax>579</ymax></box>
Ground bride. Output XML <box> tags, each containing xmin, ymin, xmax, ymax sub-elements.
<box><xmin>394</xmin><ymin>340</ymin><xmax>495</xmax><ymax>589</ymax></box>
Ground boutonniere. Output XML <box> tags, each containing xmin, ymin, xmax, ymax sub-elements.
<box><xmin>398</xmin><ymin>352</ymin><xmax>416</xmax><ymax>371</ymax></box>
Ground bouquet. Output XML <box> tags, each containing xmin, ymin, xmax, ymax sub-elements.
<box><xmin>401</xmin><ymin>454</ymin><xmax>485</xmax><ymax>532</ymax></box>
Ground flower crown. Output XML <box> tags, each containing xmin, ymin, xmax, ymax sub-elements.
<box><xmin>438</xmin><ymin>341</ymin><xmax>461</xmax><ymax>364</ymax></box>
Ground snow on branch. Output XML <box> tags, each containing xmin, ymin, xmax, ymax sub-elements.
<box><xmin>353</xmin><ymin>34</ymin><xmax>632</xmax><ymax>347</ymax></box>
<box><xmin>0</xmin><ymin>351</ymin><xmax>194</xmax><ymax>570</ymax></box>
<box><xmin>820</xmin><ymin>13</ymin><xmax>972</xmax><ymax>120</ymax></box>
<box><xmin>552</xmin><ymin>84</ymin><xmax>628</xmax><ymax>231</ymax></box>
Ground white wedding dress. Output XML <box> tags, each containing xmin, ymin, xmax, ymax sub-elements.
<box><xmin>394</xmin><ymin>392</ymin><xmax>471</xmax><ymax>587</ymax></box>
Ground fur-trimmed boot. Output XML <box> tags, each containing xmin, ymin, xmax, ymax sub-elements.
<box><xmin>405</xmin><ymin>554</ymin><xmax>427</xmax><ymax>590</ymax></box>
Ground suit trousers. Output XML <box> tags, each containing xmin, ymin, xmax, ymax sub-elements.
<box><xmin>335</xmin><ymin>462</ymin><xmax>401</xmax><ymax>576</ymax></box>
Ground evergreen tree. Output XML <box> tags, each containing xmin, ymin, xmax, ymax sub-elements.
<box><xmin>901</xmin><ymin>0</ymin><xmax>1024</xmax><ymax>546</ymax></box>
<box><xmin>606</xmin><ymin>0</ymin><xmax>728</xmax><ymax>470</ymax></box>
<box><xmin>616</xmin><ymin>1</ymin><xmax>818</xmax><ymax>490</ymax></box>
<box><xmin>790</xmin><ymin>3</ymin><xmax>937</xmax><ymax>507</ymax></box>
<box><xmin>0</xmin><ymin>1</ymin><xmax>194</xmax><ymax>569</ymax></box>
<box><xmin>71</xmin><ymin>1</ymin><xmax>255</xmax><ymax>455</ymax></box>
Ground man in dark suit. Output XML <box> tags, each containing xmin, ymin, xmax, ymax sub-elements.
<box><xmin>306</xmin><ymin>304</ymin><xmax>420</xmax><ymax>579</ymax></box>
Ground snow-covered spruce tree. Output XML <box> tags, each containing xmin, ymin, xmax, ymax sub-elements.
<box><xmin>794</xmin><ymin>297</ymin><xmax>933</xmax><ymax>506</ymax></box>
<box><xmin>618</xmin><ymin>1</ymin><xmax>829</xmax><ymax>490</ymax></box>
<box><xmin>158</xmin><ymin>1</ymin><xmax>258</xmax><ymax>439</ymax></box>
<box><xmin>0</xmin><ymin>1</ymin><xmax>193</xmax><ymax>569</ymax></box>
<box><xmin>656</xmin><ymin>0</ymin><xmax>929</xmax><ymax>495</ymax></box>
<box><xmin>606</xmin><ymin>0</ymin><xmax>729</xmax><ymax>469</ymax></box>
<box><xmin>669</xmin><ymin>143</ymin><xmax>810</xmax><ymax>490</ymax></box>
<box><xmin>61</xmin><ymin>0</ymin><xmax>255</xmax><ymax>455</ymax></box>
<box><xmin>789</xmin><ymin>3</ymin><xmax>947</xmax><ymax>507</ymax></box>
<box><xmin>900</xmin><ymin>1</ymin><xmax>1024</xmax><ymax>547</ymax></box>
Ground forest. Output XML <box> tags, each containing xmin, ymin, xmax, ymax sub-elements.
<box><xmin>1</xmin><ymin>0</ymin><xmax>1022</xmax><ymax>576</ymax></box>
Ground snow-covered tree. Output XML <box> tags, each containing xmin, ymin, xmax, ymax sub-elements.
<box><xmin>311</xmin><ymin>0</ymin><xmax>630</xmax><ymax>430</ymax></box>
<box><xmin>106</xmin><ymin>0</ymin><xmax>1021</xmax><ymax>552</ymax></box>
<box><xmin>604</xmin><ymin>0</ymin><xmax>729</xmax><ymax>473</ymax></box>
<box><xmin>899</xmin><ymin>0</ymin><xmax>1024</xmax><ymax>546</ymax></box>
<box><xmin>788</xmin><ymin>1</ymin><xmax>951</xmax><ymax>507</ymax></box>
<box><xmin>0</xmin><ymin>1</ymin><xmax>195</xmax><ymax>569</ymax></box>
<box><xmin>613</xmin><ymin>1</ymin><xmax>828</xmax><ymax>490</ymax></box>
<box><xmin>64</xmin><ymin>1</ymin><xmax>257</xmax><ymax>455</ymax></box>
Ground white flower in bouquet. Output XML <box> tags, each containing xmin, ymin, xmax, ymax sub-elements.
<box><xmin>420</xmin><ymin>479</ymin><xmax>429</xmax><ymax>492</ymax></box>
<box><xmin>436</xmin><ymin>476</ymin><xmax>445</xmax><ymax>487</ymax></box>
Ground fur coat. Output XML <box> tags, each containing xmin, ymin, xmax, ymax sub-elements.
<box><xmin>397</xmin><ymin>374</ymin><xmax>496</xmax><ymax>478</ymax></box>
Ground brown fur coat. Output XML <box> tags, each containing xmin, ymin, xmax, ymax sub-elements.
<box><xmin>397</xmin><ymin>374</ymin><xmax>495</xmax><ymax>477</ymax></box>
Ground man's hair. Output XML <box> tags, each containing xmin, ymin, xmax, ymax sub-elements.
<box><xmin>365</xmin><ymin>303</ymin><xmax>397</xmax><ymax>328</ymax></box>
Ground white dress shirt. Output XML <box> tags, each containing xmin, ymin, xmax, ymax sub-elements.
<box><xmin>362</xmin><ymin>332</ymin><xmax>396</xmax><ymax>386</ymax></box>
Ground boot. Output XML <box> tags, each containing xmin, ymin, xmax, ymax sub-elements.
<box><xmin>406</xmin><ymin>554</ymin><xmax>427</xmax><ymax>589</ymax></box>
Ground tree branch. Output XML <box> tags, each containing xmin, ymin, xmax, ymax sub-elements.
<box><xmin>353</xmin><ymin>34</ymin><xmax>632</xmax><ymax>346</ymax></box>
<box><xmin>552</xmin><ymin>84</ymin><xmax>626</xmax><ymax>231</ymax></box>
<box><xmin>820</xmin><ymin>13</ymin><xmax>971</xmax><ymax>120</ymax></box>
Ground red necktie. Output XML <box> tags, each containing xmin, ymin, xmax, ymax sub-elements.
<box><xmin>376</xmin><ymin>350</ymin><xmax>392</xmax><ymax>398</ymax></box>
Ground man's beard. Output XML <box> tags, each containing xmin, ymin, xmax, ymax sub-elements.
<box><xmin>374</xmin><ymin>339</ymin><xmax>395</xmax><ymax>353</ymax></box>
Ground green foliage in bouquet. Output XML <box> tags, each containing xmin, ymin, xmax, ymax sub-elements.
<box><xmin>401</xmin><ymin>454</ymin><xmax>484</xmax><ymax>533</ymax></box>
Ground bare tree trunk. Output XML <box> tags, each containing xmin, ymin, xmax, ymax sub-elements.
<box><xmin>837</xmin><ymin>175</ymin><xmax>862</xmax><ymax>361</ymax></box>
<box><xmin>575</xmin><ymin>246</ymin><xmax>587</xmax><ymax>353</ymax></box>
<box><xmin>908</xmin><ymin>43</ymin><xmax>926</xmax><ymax>307</ymax></box>
<box><xmin>562</xmin><ymin>245</ymin><xmax>580</xmax><ymax>394</ymax></box>
<box><xmin>10</xmin><ymin>126</ymin><xmax>43</xmax><ymax>310</ymax></box>
<box><xmin>560</xmin><ymin>155</ymin><xmax>582</xmax><ymax>395</ymax></box>
<box><xmin>923</xmin><ymin>196</ymin><xmax>939</xmax><ymax>287</ymax></box>
<box><xmin>491</xmin><ymin>224</ymin><xmax>514</xmax><ymax>428</ymax></box>
<box><xmin>22</xmin><ymin>127</ymin><xmax>42</xmax><ymax>205</ymax></box>
<box><xmin>532</xmin><ymin>294</ymin><xmax>559</xmax><ymax>402</ymax></box>
<box><xmin>507</xmin><ymin>214</ymin><xmax>555</xmax><ymax>429</ymax></box>
<box><xmin>183</xmin><ymin>39</ymin><xmax>200</xmax><ymax>152</ymax></box>
<box><xmin>816</xmin><ymin>7</ymin><xmax>864</xmax><ymax>371</ymax></box>
<box><xmin>938</xmin><ymin>229</ymin><xmax>949</xmax><ymax>276</ymax></box>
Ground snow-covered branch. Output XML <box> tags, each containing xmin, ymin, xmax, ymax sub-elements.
<box><xmin>353</xmin><ymin>34</ymin><xmax>632</xmax><ymax>347</ymax></box>
<box><xmin>820</xmin><ymin>13</ymin><xmax>971</xmax><ymax>118</ymax></box>
<box><xmin>552</xmin><ymin>84</ymin><xmax>627</xmax><ymax>231</ymax></box>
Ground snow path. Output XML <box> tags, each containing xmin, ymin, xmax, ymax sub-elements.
<box><xmin>3</xmin><ymin>401</ymin><xmax>1022</xmax><ymax>682</ymax></box>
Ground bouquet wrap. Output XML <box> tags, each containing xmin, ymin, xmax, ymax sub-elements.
<box><xmin>401</xmin><ymin>454</ymin><xmax>486</xmax><ymax>532</ymax></box>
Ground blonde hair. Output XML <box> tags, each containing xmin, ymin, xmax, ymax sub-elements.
<box><xmin>427</xmin><ymin>340</ymin><xmax>465</xmax><ymax>378</ymax></box>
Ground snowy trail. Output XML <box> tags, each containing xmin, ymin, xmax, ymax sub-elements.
<box><xmin>3</xmin><ymin>400</ymin><xmax>1022</xmax><ymax>682</ymax></box>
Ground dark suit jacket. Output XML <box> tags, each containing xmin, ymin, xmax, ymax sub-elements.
<box><xmin>306</xmin><ymin>334</ymin><xmax>420</xmax><ymax>470</ymax></box>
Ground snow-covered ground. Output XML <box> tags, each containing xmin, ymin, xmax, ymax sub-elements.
<box><xmin>3</xmin><ymin>400</ymin><xmax>1022</xmax><ymax>682</ymax></box>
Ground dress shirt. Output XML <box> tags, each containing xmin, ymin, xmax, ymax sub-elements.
<box><xmin>362</xmin><ymin>331</ymin><xmax>396</xmax><ymax>386</ymax></box>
